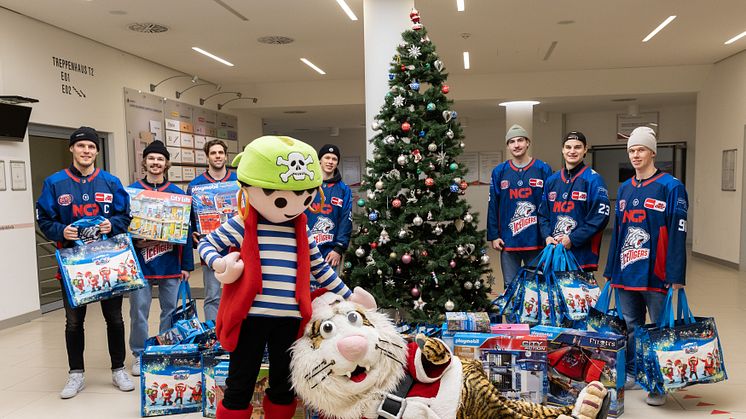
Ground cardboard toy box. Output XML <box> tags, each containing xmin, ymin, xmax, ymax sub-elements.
<box><xmin>191</xmin><ymin>181</ymin><xmax>240</xmax><ymax>235</ymax></box>
<box><xmin>531</xmin><ymin>325</ymin><xmax>626</xmax><ymax>417</ymax></box>
<box><xmin>140</xmin><ymin>344</ymin><xmax>203</xmax><ymax>417</ymax></box>
<box><xmin>453</xmin><ymin>332</ymin><xmax>548</xmax><ymax>404</ymax></box>
<box><xmin>202</xmin><ymin>350</ymin><xmax>229</xmax><ymax>418</ymax></box>
<box><xmin>126</xmin><ymin>187</ymin><xmax>191</xmax><ymax>244</ymax></box>
<box><xmin>445</xmin><ymin>312</ymin><xmax>491</xmax><ymax>333</ymax></box>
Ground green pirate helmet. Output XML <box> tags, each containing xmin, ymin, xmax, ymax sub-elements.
<box><xmin>232</xmin><ymin>136</ymin><xmax>322</xmax><ymax>190</ymax></box>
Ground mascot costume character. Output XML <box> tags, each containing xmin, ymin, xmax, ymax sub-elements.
<box><xmin>290</xmin><ymin>292</ymin><xmax>610</xmax><ymax>419</ymax></box>
<box><xmin>198</xmin><ymin>136</ymin><xmax>374</xmax><ymax>419</ymax></box>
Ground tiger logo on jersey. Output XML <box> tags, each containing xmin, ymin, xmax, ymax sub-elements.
<box><xmin>552</xmin><ymin>215</ymin><xmax>577</xmax><ymax>237</ymax></box>
<box><xmin>509</xmin><ymin>202</ymin><xmax>537</xmax><ymax>236</ymax></box>
<box><xmin>311</xmin><ymin>216</ymin><xmax>335</xmax><ymax>245</ymax></box>
<box><xmin>620</xmin><ymin>226</ymin><xmax>650</xmax><ymax>269</ymax></box>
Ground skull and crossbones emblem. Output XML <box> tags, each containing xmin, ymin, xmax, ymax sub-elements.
<box><xmin>276</xmin><ymin>152</ymin><xmax>315</xmax><ymax>182</ymax></box>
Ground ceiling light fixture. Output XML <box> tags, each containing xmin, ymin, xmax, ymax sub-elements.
<box><xmin>725</xmin><ymin>30</ymin><xmax>746</xmax><ymax>45</ymax></box>
<box><xmin>642</xmin><ymin>15</ymin><xmax>676</xmax><ymax>42</ymax></box>
<box><xmin>335</xmin><ymin>0</ymin><xmax>358</xmax><ymax>21</ymax></box>
<box><xmin>192</xmin><ymin>47</ymin><xmax>234</xmax><ymax>66</ymax></box>
<box><xmin>457</xmin><ymin>0</ymin><xmax>465</xmax><ymax>12</ymax></box>
<box><xmin>463</xmin><ymin>51</ymin><xmax>470</xmax><ymax>70</ymax></box>
<box><xmin>300</xmin><ymin>58</ymin><xmax>326</xmax><ymax>75</ymax></box>
<box><xmin>499</xmin><ymin>100</ymin><xmax>540</xmax><ymax>107</ymax></box>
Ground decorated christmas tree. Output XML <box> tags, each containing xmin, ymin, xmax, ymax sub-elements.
<box><xmin>343</xmin><ymin>9</ymin><xmax>493</xmax><ymax>321</ymax></box>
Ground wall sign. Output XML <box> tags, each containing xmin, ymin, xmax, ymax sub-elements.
<box><xmin>616</xmin><ymin>112</ymin><xmax>658</xmax><ymax>141</ymax></box>
<box><xmin>52</xmin><ymin>56</ymin><xmax>95</xmax><ymax>99</ymax></box>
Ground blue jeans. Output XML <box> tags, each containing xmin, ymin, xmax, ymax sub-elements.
<box><xmin>616</xmin><ymin>288</ymin><xmax>667</xmax><ymax>375</ymax></box>
<box><xmin>129</xmin><ymin>278</ymin><xmax>181</xmax><ymax>356</ymax></box>
<box><xmin>202</xmin><ymin>266</ymin><xmax>222</xmax><ymax>322</ymax></box>
<box><xmin>500</xmin><ymin>249</ymin><xmax>541</xmax><ymax>288</ymax></box>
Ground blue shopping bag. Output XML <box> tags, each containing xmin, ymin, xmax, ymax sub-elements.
<box><xmin>171</xmin><ymin>281</ymin><xmax>198</xmax><ymax>325</ymax></box>
<box><xmin>551</xmin><ymin>246</ymin><xmax>600</xmax><ymax>324</ymax></box>
<box><xmin>587</xmin><ymin>280</ymin><xmax>627</xmax><ymax>336</ymax></box>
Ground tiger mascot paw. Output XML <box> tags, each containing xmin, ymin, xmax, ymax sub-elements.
<box><xmin>290</xmin><ymin>291</ymin><xmax>609</xmax><ymax>419</ymax></box>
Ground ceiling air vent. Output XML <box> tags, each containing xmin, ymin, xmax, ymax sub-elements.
<box><xmin>258</xmin><ymin>36</ymin><xmax>295</xmax><ymax>45</ymax></box>
<box><xmin>128</xmin><ymin>23</ymin><xmax>169</xmax><ymax>34</ymax></box>
<box><xmin>283</xmin><ymin>110</ymin><xmax>307</xmax><ymax>114</ymax></box>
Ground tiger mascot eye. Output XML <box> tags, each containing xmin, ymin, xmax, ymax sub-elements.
<box><xmin>290</xmin><ymin>292</ymin><xmax>610</xmax><ymax>419</ymax></box>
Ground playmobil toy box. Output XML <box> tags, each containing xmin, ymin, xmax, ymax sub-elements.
<box><xmin>491</xmin><ymin>323</ymin><xmax>530</xmax><ymax>336</ymax></box>
<box><xmin>531</xmin><ymin>325</ymin><xmax>626</xmax><ymax>417</ymax></box>
<box><xmin>202</xmin><ymin>349</ymin><xmax>229</xmax><ymax>418</ymax></box>
<box><xmin>126</xmin><ymin>188</ymin><xmax>191</xmax><ymax>244</ymax></box>
<box><xmin>57</xmin><ymin>233</ymin><xmax>146</xmax><ymax>308</ymax></box>
<box><xmin>453</xmin><ymin>332</ymin><xmax>548</xmax><ymax>404</ymax></box>
<box><xmin>445</xmin><ymin>312</ymin><xmax>491</xmax><ymax>333</ymax></box>
<box><xmin>191</xmin><ymin>181</ymin><xmax>240</xmax><ymax>235</ymax></box>
<box><xmin>140</xmin><ymin>344</ymin><xmax>202</xmax><ymax>417</ymax></box>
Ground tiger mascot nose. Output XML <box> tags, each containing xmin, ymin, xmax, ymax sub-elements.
<box><xmin>337</xmin><ymin>335</ymin><xmax>368</xmax><ymax>362</ymax></box>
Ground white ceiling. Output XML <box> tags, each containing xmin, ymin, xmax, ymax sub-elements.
<box><xmin>2</xmin><ymin>0</ymin><xmax>744</xmax><ymax>129</ymax></box>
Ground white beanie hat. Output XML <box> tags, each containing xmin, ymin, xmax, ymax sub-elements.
<box><xmin>627</xmin><ymin>126</ymin><xmax>657</xmax><ymax>154</ymax></box>
<box><xmin>505</xmin><ymin>124</ymin><xmax>529</xmax><ymax>143</ymax></box>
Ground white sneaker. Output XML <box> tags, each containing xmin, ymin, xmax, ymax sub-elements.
<box><xmin>112</xmin><ymin>369</ymin><xmax>135</xmax><ymax>392</ymax></box>
<box><xmin>60</xmin><ymin>372</ymin><xmax>85</xmax><ymax>399</ymax></box>
<box><xmin>624</xmin><ymin>376</ymin><xmax>642</xmax><ymax>390</ymax></box>
<box><xmin>646</xmin><ymin>392</ymin><xmax>667</xmax><ymax>406</ymax></box>
<box><xmin>131</xmin><ymin>357</ymin><xmax>141</xmax><ymax>377</ymax></box>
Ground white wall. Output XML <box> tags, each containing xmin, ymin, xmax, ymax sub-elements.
<box><xmin>0</xmin><ymin>8</ymin><xmax>239</xmax><ymax>323</ymax></box>
<box><xmin>693</xmin><ymin>50</ymin><xmax>746</xmax><ymax>263</ymax></box>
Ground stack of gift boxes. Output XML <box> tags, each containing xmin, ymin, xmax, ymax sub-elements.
<box><xmin>442</xmin><ymin>312</ymin><xmax>626</xmax><ymax>417</ymax></box>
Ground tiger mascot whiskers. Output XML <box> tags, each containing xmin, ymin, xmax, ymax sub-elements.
<box><xmin>290</xmin><ymin>290</ymin><xmax>609</xmax><ymax>419</ymax></box>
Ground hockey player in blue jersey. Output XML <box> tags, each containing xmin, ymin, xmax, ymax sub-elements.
<box><xmin>538</xmin><ymin>131</ymin><xmax>610</xmax><ymax>271</ymax></box>
<box><xmin>603</xmin><ymin>126</ymin><xmax>688</xmax><ymax>407</ymax></box>
<box><xmin>35</xmin><ymin>126</ymin><xmax>134</xmax><ymax>398</ymax></box>
<box><xmin>305</xmin><ymin>144</ymin><xmax>352</xmax><ymax>270</ymax></box>
<box><xmin>127</xmin><ymin>140</ymin><xmax>194</xmax><ymax>377</ymax></box>
<box><xmin>487</xmin><ymin>124</ymin><xmax>552</xmax><ymax>287</ymax></box>
<box><xmin>187</xmin><ymin>138</ymin><xmax>237</xmax><ymax>322</ymax></box>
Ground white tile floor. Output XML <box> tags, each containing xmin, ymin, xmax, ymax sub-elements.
<box><xmin>0</xmin><ymin>253</ymin><xmax>744</xmax><ymax>418</ymax></box>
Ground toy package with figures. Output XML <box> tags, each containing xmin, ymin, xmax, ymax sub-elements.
<box><xmin>531</xmin><ymin>325</ymin><xmax>626</xmax><ymax>417</ymax></box>
<box><xmin>56</xmin><ymin>233</ymin><xmax>146</xmax><ymax>308</ymax></box>
<box><xmin>190</xmin><ymin>181</ymin><xmax>239</xmax><ymax>235</ymax></box>
<box><xmin>202</xmin><ymin>349</ymin><xmax>229</xmax><ymax>418</ymax></box>
<box><xmin>126</xmin><ymin>187</ymin><xmax>191</xmax><ymax>244</ymax></box>
<box><xmin>140</xmin><ymin>344</ymin><xmax>203</xmax><ymax>417</ymax></box>
<box><xmin>445</xmin><ymin>311</ymin><xmax>491</xmax><ymax>333</ymax></box>
<box><xmin>453</xmin><ymin>332</ymin><xmax>548</xmax><ymax>404</ymax></box>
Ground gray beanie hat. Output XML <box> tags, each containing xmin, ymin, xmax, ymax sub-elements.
<box><xmin>505</xmin><ymin>124</ymin><xmax>529</xmax><ymax>143</ymax></box>
<box><xmin>627</xmin><ymin>127</ymin><xmax>656</xmax><ymax>154</ymax></box>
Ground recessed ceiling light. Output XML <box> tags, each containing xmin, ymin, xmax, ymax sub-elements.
<box><xmin>725</xmin><ymin>30</ymin><xmax>746</xmax><ymax>45</ymax></box>
<box><xmin>463</xmin><ymin>51</ymin><xmax>470</xmax><ymax>70</ymax></box>
<box><xmin>335</xmin><ymin>0</ymin><xmax>358</xmax><ymax>21</ymax></box>
<box><xmin>192</xmin><ymin>47</ymin><xmax>234</xmax><ymax>66</ymax></box>
<box><xmin>611</xmin><ymin>98</ymin><xmax>637</xmax><ymax>102</ymax></box>
<box><xmin>457</xmin><ymin>0</ymin><xmax>465</xmax><ymax>12</ymax></box>
<box><xmin>257</xmin><ymin>35</ymin><xmax>294</xmax><ymax>45</ymax></box>
<box><xmin>300</xmin><ymin>58</ymin><xmax>326</xmax><ymax>75</ymax></box>
<box><xmin>109</xmin><ymin>10</ymin><xmax>127</xmax><ymax>15</ymax></box>
<box><xmin>642</xmin><ymin>15</ymin><xmax>676</xmax><ymax>42</ymax></box>
<box><xmin>557</xmin><ymin>20</ymin><xmax>575</xmax><ymax>25</ymax></box>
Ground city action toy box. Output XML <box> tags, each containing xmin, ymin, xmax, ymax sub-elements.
<box><xmin>126</xmin><ymin>188</ymin><xmax>191</xmax><ymax>244</ymax></box>
<box><xmin>191</xmin><ymin>181</ymin><xmax>239</xmax><ymax>235</ymax></box>
<box><xmin>56</xmin><ymin>233</ymin><xmax>146</xmax><ymax>308</ymax></box>
<box><xmin>531</xmin><ymin>325</ymin><xmax>626</xmax><ymax>417</ymax></box>
<box><xmin>452</xmin><ymin>332</ymin><xmax>548</xmax><ymax>404</ymax></box>
<box><xmin>140</xmin><ymin>344</ymin><xmax>202</xmax><ymax>417</ymax></box>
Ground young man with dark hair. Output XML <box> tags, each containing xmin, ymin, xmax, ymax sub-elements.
<box><xmin>36</xmin><ymin>126</ymin><xmax>134</xmax><ymax>398</ymax></box>
<box><xmin>604</xmin><ymin>126</ymin><xmax>689</xmax><ymax>406</ymax></box>
<box><xmin>128</xmin><ymin>140</ymin><xmax>194</xmax><ymax>376</ymax></box>
<box><xmin>187</xmin><ymin>138</ymin><xmax>237</xmax><ymax>321</ymax></box>
<box><xmin>538</xmin><ymin>131</ymin><xmax>610</xmax><ymax>271</ymax></box>
<box><xmin>487</xmin><ymin>124</ymin><xmax>552</xmax><ymax>287</ymax></box>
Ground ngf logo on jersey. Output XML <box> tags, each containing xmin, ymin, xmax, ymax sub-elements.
<box><xmin>620</xmin><ymin>226</ymin><xmax>650</xmax><ymax>269</ymax></box>
<box><xmin>552</xmin><ymin>215</ymin><xmax>577</xmax><ymax>237</ymax></box>
<box><xmin>509</xmin><ymin>201</ymin><xmax>537</xmax><ymax>236</ymax></box>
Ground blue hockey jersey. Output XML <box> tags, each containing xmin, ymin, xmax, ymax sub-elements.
<box><xmin>487</xmin><ymin>158</ymin><xmax>553</xmax><ymax>251</ymax></box>
<box><xmin>305</xmin><ymin>170</ymin><xmax>353</xmax><ymax>258</ymax></box>
<box><xmin>128</xmin><ymin>180</ymin><xmax>194</xmax><ymax>279</ymax></box>
<box><xmin>604</xmin><ymin>171</ymin><xmax>688</xmax><ymax>291</ymax></box>
<box><xmin>538</xmin><ymin>163</ymin><xmax>610</xmax><ymax>271</ymax></box>
<box><xmin>186</xmin><ymin>170</ymin><xmax>237</xmax><ymax>257</ymax></box>
<box><xmin>36</xmin><ymin>166</ymin><xmax>131</xmax><ymax>247</ymax></box>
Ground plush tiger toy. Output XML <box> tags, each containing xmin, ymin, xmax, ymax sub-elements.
<box><xmin>290</xmin><ymin>291</ymin><xmax>609</xmax><ymax>419</ymax></box>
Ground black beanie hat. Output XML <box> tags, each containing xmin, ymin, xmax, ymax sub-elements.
<box><xmin>563</xmin><ymin>131</ymin><xmax>587</xmax><ymax>146</ymax></box>
<box><xmin>143</xmin><ymin>140</ymin><xmax>170</xmax><ymax>160</ymax></box>
<box><xmin>69</xmin><ymin>126</ymin><xmax>100</xmax><ymax>150</ymax></box>
<box><xmin>318</xmin><ymin>144</ymin><xmax>341</xmax><ymax>160</ymax></box>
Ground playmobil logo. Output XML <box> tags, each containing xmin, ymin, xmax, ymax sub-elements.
<box><xmin>454</xmin><ymin>337</ymin><xmax>482</xmax><ymax>345</ymax></box>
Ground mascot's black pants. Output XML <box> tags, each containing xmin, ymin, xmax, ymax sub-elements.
<box><xmin>223</xmin><ymin>316</ymin><xmax>301</xmax><ymax>410</ymax></box>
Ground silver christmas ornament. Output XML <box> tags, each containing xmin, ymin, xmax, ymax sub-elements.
<box><xmin>457</xmin><ymin>245</ymin><xmax>466</xmax><ymax>255</ymax></box>
<box><xmin>413</xmin><ymin>215</ymin><xmax>424</xmax><ymax>226</ymax></box>
<box><xmin>446</xmin><ymin>129</ymin><xmax>454</xmax><ymax>139</ymax></box>
<box><xmin>375</xmin><ymin>180</ymin><xmax>384</xmax><ymax>190</ymax></box>
<box><xmin>355</xmin><ymin>247</ymin><xmax>366</xmax><ymax>257</ymax></box>
<box><xmin>372</xmin><ymin>121</ymin><xmax>381</xmax><ymax>130</ymax></box>
<box><xmin>459</xmin><ymin>142</ymin><xmax>465</xmax><ymax>148</ymax></box>
<box><xmin>384</xmin><ymin>135</ymin><xmax>396</xmax><ymax>145</ymax></box>
<box><xmin>464</xmin><ymin>281</ymin><xmax>473</xmax><ymax>290</ymax></box>
<box><xmin>444</xmin><ymin>300</ymin><xmax>455</xmax><ymax>311</ymax></box>
<box><xmin>474</xmin><ymin>280</ymin><xmax>482</xmax><ymax>289</ymax></box>
<box><xmin>480</xmin><ymin>254</ymin><xmax>490</xmax><ymax>264</ymax></box>
<box><xmin>377</xmin><ymin>269</ymin><xmax>383</xmax><ymax>276</ymax></box>
<box><xmin>397</xmin><ymin>154</ymin><xmax>408</xmax><ymax>166</ymax></box>
<box><xmin>453</xmin><ymin>177</ymin><xmax>461</xmax><ymax>184</ymax></box>
<box><xmin>398</xmin><ymin>229</ymin><xmax>408</xmax><ymax>239</ymax></box>
<box><xmin>428</xmin><ymin>143</ymin><xmax>438</xmax><ymax>152</ymax></box>
<box><xmin>367</xmin><ymin>190</ymin><xmax>376</xmax><ymax>200</ymax></box>
<box><xmin>464</xmin><ymin>213</ymin><xmax>474</xmax><ymax>223</ymax></box>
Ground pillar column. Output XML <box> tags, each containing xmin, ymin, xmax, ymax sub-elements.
<box><xmin>500</xmin><ymin>100</ymin><xmax>540</xmax><ymax>139</ymax></box>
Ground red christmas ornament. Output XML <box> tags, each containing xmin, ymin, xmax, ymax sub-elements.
<box><xmin>401</xmin><ymin>65</ymin><xmax>407</xmax><ymax>72</ymax></box>
<box><xmin>409</xmin><ymin>9</ymin><xmax>421</xmax><ymax>23</ymax></box>
<box><xmin>401</xmin><ymin>122</ymin><xmax>411</xmax><ymax>132</ymax></box>
<box><xmin>449</xmin><ymin>260</ymin><xmax>457</xmax><ymax>268</ymax></box>
<box><xmin>392</xmin><ymin>198</ymin><xmax>402</xmax><ymax>208</ymax></box>
<box><xmin>425</xmin><ymin>177</ymin><xmax>435</xmax><ymax>187</ymax></box>
<box><xmin>441</xmin><ymin>85</ymin><xmax>450</xmax><ymax>94</ymax></box>
<box><xmin>411</xmin><ymin>286</ymin><xmax>421</xmax><ymax>298</ymax></box>
<box><xmin>420</xmin><ymin>250</ymin><xmax>428</xmax><ymax>257</ymax></box>
<box><xmin>370</xmin><ymin>242</ymin><xmax>378</xmax><ymax>249</ymax></box>
<box><xmin>460</xmin><ymin>181</ymin><xmax>468</xmax><ymax>190</ymax></box>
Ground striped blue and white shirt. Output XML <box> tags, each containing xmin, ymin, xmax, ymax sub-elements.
<box><xmin>198</xmin><ymin>215</ymin><xmax>352</xmax><ymax>318</ymax></box>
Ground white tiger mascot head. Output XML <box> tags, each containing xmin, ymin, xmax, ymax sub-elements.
<box><xmin>622</xmin><ymin>226</ymin><xmax>650</xmax><ymax>249</ymax></box>
<box><xmin>553</xmin><ymin>215</ymin><xmax>578</xmax><ymax>236</ymax></box>
<box><xmin>513</xmin><ymin>201</ymin><xmax>536</xmax><ymax>218</ymax></box>
<box><xmin>290</xmin><ymin>289</ymin><xmax>408</xmax><ymax>419</ymax></box>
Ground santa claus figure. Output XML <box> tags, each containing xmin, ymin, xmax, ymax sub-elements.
<box><xmin>99</xmin><ymin>266</ymin><xmax>112</xmax><ymax>288</ymax></box>
<box><xmin>145</xmin><ymin>382</ymin><xmax>159</xmax><ymax>405</ymax></box>
<box><xmin>189</xmin><ymin>380</ymin><xmax>203</xmax><ymax>403</ymax></box>
<box><xmin>174</xmin><ymin>382</ymin><xmax>187</xmax><ymax>405</ymax></box>
<box><xmin>161</xmin><ymin>383</ymin><xmax>174</xmax><ymax>406</ymax></box>
<box><xmin>688</xmin><ymin>356</ymin><xmax>699</xmax><ymax>380</ymax></box>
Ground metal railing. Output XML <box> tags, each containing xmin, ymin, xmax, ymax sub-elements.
<box><xmin>35</xmin><ymin>228</ymin><xmax>63</xmax><ymax>312</ymax></box>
